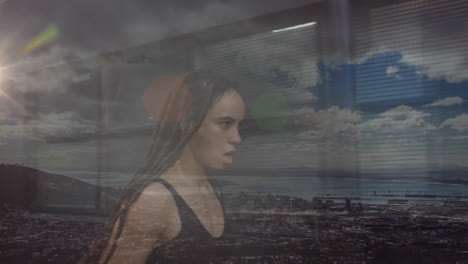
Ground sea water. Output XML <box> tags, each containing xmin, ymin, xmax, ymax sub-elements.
<box><xmin>67</xmin><ymin>172</ymin><xmax>468</xmax><ymax>204</ymax></box>
<box><xmin>216</xmin><ymin>175</ymin><xmax>468</xmax><ymax>204</ymax></box>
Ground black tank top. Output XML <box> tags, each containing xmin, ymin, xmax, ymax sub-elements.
<box><xmin>145</xmin><ymin>177</ymin><xmax>231</xmax><ymax>264</ymax></box>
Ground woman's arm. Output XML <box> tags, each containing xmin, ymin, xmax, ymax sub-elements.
<box><xmin>99</xmin><ymin>183</ymin><xmax>180</xmax><ymax>264</ymax></box>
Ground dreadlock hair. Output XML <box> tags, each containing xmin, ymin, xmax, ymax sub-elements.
<box><xmin>79</xmin><ymin>70</ymin><xmax>239</xmax><ymax>263</ymax></box>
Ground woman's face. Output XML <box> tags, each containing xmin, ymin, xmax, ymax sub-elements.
<box><xmin>188</xmin><ymin>88</ymin><xmax>245</xmax><ymax>170</ymax></box>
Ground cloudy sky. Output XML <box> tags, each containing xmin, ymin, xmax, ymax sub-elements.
<box><xmin>0</xmin><ymin>0</ymin><xmax>316</xmax><ymax>172</ymax></box>
<box><xmin>0</xmin><ymin>0</ymin><xmax>467</xmax><ymax>187</ymax></box>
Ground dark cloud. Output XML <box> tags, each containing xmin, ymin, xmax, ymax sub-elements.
<box><xmin>0</xmin><ymin>0</ymin><xmax>316</xmax><ymax>57</ymax></box>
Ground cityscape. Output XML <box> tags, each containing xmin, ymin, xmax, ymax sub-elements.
<box><xmin>1</xmin><ymin>167</ymin><xmax>467</xmax><ymax>263</ymax></box>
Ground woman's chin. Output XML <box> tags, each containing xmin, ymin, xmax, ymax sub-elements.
<box><xmin>215</xmin><ymin>165</ymin><xmax>226</xmax><ymax>170</ymax></box>
<box><xmin>209</xmin><ymin>162</ymin><xmax>227</xmax><ymax>170</ymax></box>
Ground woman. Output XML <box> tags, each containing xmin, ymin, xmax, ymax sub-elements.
<box><xmin>80</xmin><ymin>70</ymin><xmax>245</xmax><ymax>263</ymax></box>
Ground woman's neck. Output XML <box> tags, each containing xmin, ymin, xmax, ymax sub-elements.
<box><xmin>162</xmin><ymin>147</ymin><xmax>207</xmax><ymax>188</ymax></box>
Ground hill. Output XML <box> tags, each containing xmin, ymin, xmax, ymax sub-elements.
<box><xmin>0</xmin><ymin>164</ymin><xmax>118</xmax><ymax>214</ymax></box>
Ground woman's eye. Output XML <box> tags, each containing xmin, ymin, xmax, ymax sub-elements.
<box><xmin>221</xmin><ymin>121</ymin><xmax>231</xmax><ymax>127</ymax></box>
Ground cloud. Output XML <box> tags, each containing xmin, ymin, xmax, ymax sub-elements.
<box><xmin>440</xmin><ymin>113</ymin><xmax>468</xmax><ymax>132</ymax></box>
<box><xmin>1</xmin><ymin>1</ymin><xmax>321</xmax><ymax>126</ymax></box>
<box><xmin>0</xmin><ymin>78</ymin><xmax>106</xmax><ymax>129</ymax></box>
<box><xmin>0</xmin><ymin>112</ymin><xmax>98</xmax><ymax>145</ymax></box>
<box><xmin>284</xmin><ymin>89</ymin><xmax>318</xmax><ymax>104</ymax></box>
<box><xmin>422</xmin><ymin>96</ymin><xmax>465</xmax><ymax>107</ymax></box>
<box><xmin>449</xmin><ymin>135</ymin><xmax>468</xmax><ymax>140</ymax></box>
<box><xmin>195</xmin><ymin>21</ymin><xmax>321</xmax><ymax>106</ymax></box>
<box><xmin>3</xmin><ymin>46</ymin><xmax>94</xmax><ymax>106</ymax></box>
<box><xmin>380</xmin><ymin>105</ymin><xmax>415</xmax><ymax>117</ymax></box>
<box><xmin>386</xmin><ymin>65</ymin><xmax>399</xmax><ymax>75</ymax></box>
<box><xmin>400</xmin><ymin>50</ymin><xmax>468</xmax><ymax>84</ymax></box>
<box><xmin>362</xmin><ymin>105</ymin><xmax>436</xmax><ymax>132</ymax></box>
<box><xmin>352</xmin><ymin>0</ymin><xmax>468</xmax><ymax>83</ymax></box>
<box><xmin>0</xmin><ymin>0</ymin><xmax>253</xmax><ymax>95</ymax></box>
<box><xmin>32</xmin><ymin>112</ymin><xmax>96</xmax><ymax>139</ymax></box>
<box><xmin>121</xmin><ymin>2</ymin><xmax>250</xmax><ymax>48</ymax></box>
<box><xmin>292</xmin><ymin>106</ymin><xmax>362</xmax><ymax>138</ymax></box>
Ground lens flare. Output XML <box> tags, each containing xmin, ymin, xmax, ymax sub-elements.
<box><xmin>19</xmin><ymin>25</ymin><xmax>59</xmax><ymax>56</ymax></box>
<box><xmin>369</xmin><ymin>119</ymin><xmax>381</xmax><ymax>130</ymax></box>
<box><xmin>142</xmin><ymin>75</ymin><xmax>192</xmax><ymax>123</ymax></box>
<box><xmin>251</xmin><ymin>93</ymin><xmax>290</xmax><ymax>131</ymax></box>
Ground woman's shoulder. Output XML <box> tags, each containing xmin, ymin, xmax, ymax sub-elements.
<box><xmin>126</xmin><ymin>180</ymin><xmax>182</xmax><ymax>240</ymax></box>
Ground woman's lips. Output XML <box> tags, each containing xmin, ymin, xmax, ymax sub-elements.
<box><xmin>223</xmin><ymin>149</ymin><xmax>236</xmax><ymax>165</ymax></box>
<box><xmin>223</xmin><ymin>154</ymin><xmax>233</xmax><ymax>165</ymax></box>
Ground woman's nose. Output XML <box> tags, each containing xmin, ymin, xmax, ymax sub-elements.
<box><xmin>230</xmin><ymin>128</ymin><xmax>242</xmax><ymax>144</ymax></box>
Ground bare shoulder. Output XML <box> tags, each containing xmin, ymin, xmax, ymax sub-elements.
<box><xmin>124</xmin><ymin>181</ymin><xmax>181</xmax><ymax>241</ymax></box>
